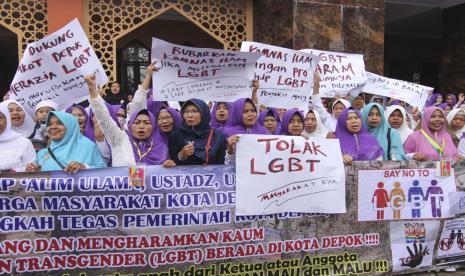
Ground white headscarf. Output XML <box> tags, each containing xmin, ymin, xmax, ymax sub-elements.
<box><xmin>302</xmin><ymin>110</ymin><xmax>329</xmax><ymax>139</ymax></box>
<box><xmin>3</xmin><ymin>100</ymin><xmax>35</xmax><ymax>138</ymax></box>
<box><xmin>370</xmin><ymin>95</ymin><xmax>387</xmax><ymax>106</ymax></box>
<box><xmin>446</xmin><ymin>108</ymin><xmax>465</xmax><ymax>138</ymax></box>
<box><xmin>34</xmin><ymin>100</ymin><xmax>58</xmax><ymax>113</ymax></box>
<box><xmin>331</xmin><ymin>99</ymin><xmax>351</xmax><ymax>117</ymax></box>
<box><xmin>0</xmin><ymin>102</ymin><xmax>22</xmax><ymax>142</ymax></box>
<box><xmin>385</xmin><ymin>105</ymin><xmax>413</xmax><ymax>143</ymax></box>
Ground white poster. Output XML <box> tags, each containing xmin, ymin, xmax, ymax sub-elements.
<box><xmin>358</xmin><ymin>169</ymin><xmax>456</xmax><ymax>221</ymax></box>
<box><xmin>437</xmin><ymin>218</ymin><xmax>465</xmax><ymax>265</ymax></box>
<box><xmin>299</xmin><ymin>48</ymin><xmax>367</xmax><ymax>97</ymax></box>
<box><xmin>362</xmin><ymin>72</ymin><xmax>433</xmax><ymax>109</ymax></box>
<box><xmin>390</xmin><ymin>220</ymin><xmax>440</xmax><ymax>272</ymax></box>
<box><xmin>10</xmin><ymin>18</ymin><xmax>107</xmax><ymax>116</ymax></box>
<box><xmin>241</xmin><ymin>41</ymin><xmax>319</xmax><ymax>110</ymax></box>
<box><xmin>236</xmin><ymin>135</ymin><xmax>346</xmax><ymax>215</ymax></box>
<box><xmin>151</xmin><ymin>38</ymin><xmax>261</xmax><ymax>102</ymax></box>
<box><xmin>448</xmin><ymin>191</ymin><xmax>465</xmax><ymax>216</ymax></box>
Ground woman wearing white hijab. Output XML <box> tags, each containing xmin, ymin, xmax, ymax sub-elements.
<box><xmin>384</xmin><ymin>105</ymin><xmax>413</xmax><ymax>143</ymax></box>
<box><xmin>302</xmin><ymin>110</ymin><xmax>329</xmax><ymax>139</ymax></box>
<box><xmin>3</xmin><ymin>99</ymin><xmax>35</xmax><ymax>138</ymax></box>
<box><xmin>0</xmin><ymin>102</ymin><xmax>36</xmax><ymax>172</ymax></box>
<box><xmin>446</xmin><ymin>108</ymin><xmax>465</xmax><ymax>145</ymax></box>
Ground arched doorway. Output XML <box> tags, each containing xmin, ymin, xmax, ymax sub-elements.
<box><xmin>0</xmin><ymin>24</ymin><xmax>18</xmax><ymax>98</ymax></box>
<box><xmin>116</xmin><ymin>9</ymin><xmax>224</xmax><ymax>95</ymax></box>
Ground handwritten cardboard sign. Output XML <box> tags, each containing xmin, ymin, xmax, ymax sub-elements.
<box><xmin>241</xmin><ymin>41</ymin><xmax>319</xmax><ymax>110</ymax></box>
<box><xmin>300</xmin><ymin>49</ymin><xmax>367</xmax><ymax>98</ymax></box>
<box><xmin>10</xmin><ymin>18</ymin><xmax>107</xmax><ymax>115</ymax></box>
<box><xmin>362</xmin><ymin>72</ymin><xmax>433</xmax><ymax>109</ymax></box>
<box><xmin>151</xmin><ymin>38</ymin><xmax>261</xmax><ymax>102</ymax></box>
<box><xmin>236</xmin><ymin>135</ymin><xmax>346</xmax><ymax>215</ymax></box>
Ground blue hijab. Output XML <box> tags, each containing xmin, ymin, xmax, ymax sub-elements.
<box><xmin>37</xmin><ymin>111</ymin><xmax>107</xmax><ymax>171</ymax></box>
<box><xmin>361</xmin><ymin>103</ymin><xmax>406</xmax><ymax>161</ymax></box>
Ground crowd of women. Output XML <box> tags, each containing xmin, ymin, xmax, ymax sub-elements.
<box><xmin>1</xmin><ymin>62</ymin><xmax>464</xmax><ymax>173</ymax></box>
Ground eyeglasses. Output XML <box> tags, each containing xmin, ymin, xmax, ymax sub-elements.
<box><xmin>157</xmin><ymin>116</ymin><xmax>173</xmax><ymax>122</ymax></box>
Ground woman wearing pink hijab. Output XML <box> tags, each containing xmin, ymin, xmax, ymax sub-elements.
<box><xmin>404</xmin><ymin>106</ymin><xmax>461</xmax><ymax>161</ymax></box>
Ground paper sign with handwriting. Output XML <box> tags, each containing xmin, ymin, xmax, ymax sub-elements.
<box><xmin>10</xmin><ymin>18</ymin><xmax>107</xmax><ymax>115</ymax></box>
<box><xmin>362</xmin><ymin>72</ymin><xmax>433</xmax><ymax>109</ymax></box>
<box><xmin>300</xmin><ymin>49</ymin><xmax>367</xmax><ymax>97</ymax></box>
<box><xmin>151</xmin><ymin>38</ymin><xmax>261</xmax><ymax>102</ymax></box>
<box><xmin>235</xmin><ymin>134</ymin><xmax>346</xmax><ymax>215</ymax></box>
<box><xmin>241</xmin><ymin>41</ymin><xmax>319</xmax><ymax>109</ymax></box>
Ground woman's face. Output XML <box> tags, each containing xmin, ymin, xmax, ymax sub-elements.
<box><xmin>131</xmin><ymin>113</ymin><xmax>153</xmax><ymax>140</ymax></box>
<box><xmin>427</xmin><ymin>110</ymin><xmax>445</xmax><ymax>132</ymax></box>
<box><xmin>0</xmin><ymin>112</ymin><xmax>6</xmax><ymax>134</ymax></box>
<box><xmin>70</xmin><ymin>107</ymin><xmax>86</xmax><ymax>134</ymax></box>
<box><xmin>346</xmin><ymin>112</ymin><xmax>362</xmax><ymax>133</ymax></box>
<box><xmin>388</xmin><ymin>109</ymin><xmax>404</xmax><ymax>129</ymax></box>
<box><xmin>304</xmin><ymin>112</ymin><xmax>317</xmax><ymax>133</ymax></box>
<box><xmin>333</xmin><ymin>102</ymin><xmax>345</xmax><ymax>119</ymax></box>
<box><xmin>182</xmin><ymin>104</ymin><xmax>201</xmax><ymax>127</ymax></box>
<box><xmin>8</xmin><ymin>103</ymin><xmax>25</xmax><ymax>127</ymax></box>
<box><xmin>444</xmin><ymin>105</ymin><xmax>452</xmax><ymax>116</ymax></box>
<box><xmin>277</xmin><ymin>108</ymin><xmax>286</xmax><ymax>120</ymax></box>
<box><xmin>373</xmin><ymin>98</ymin><xmax>384</xmax><ymax>105</ymax></box>
<box><xmin>367</xmin><ymin>106</ymin><xmax>382</xmax><ymax>128</ymax></box>
<box><xmin>451</xmin><ymin>113</ymin><xmax>465</xmax><ymax>131</ymax></box>
<box><xmin>157</xmin><ymin>110</ymin><xmax>174</xmax><ymax>133</ymax></box>
<box><xmin>215</xmin><ymin>103</ymin><xmax>229</xmax><ymax>123</ymax></box>
<box><xmin>242</xmin><ymin>102</ymin><xmax>257</xmax><ymax>127</ymax></box>
<box><xmin>436</xmin><ymin>95</ymin><xmax>443</xmax><ymax>103</ymax></box>
<box><xmin>446</xmin><ymin>95</ymin><xmax>454</xmax><ymax>104</ymax></box>
<box><xmin>47</xmin><ymin>115</ymin><xmax>66</xmax><ymax>141</ymax></box>
<box><xmin>36</xmin><ymin>107</ymin><xmax>53</xmax><ymax>123</ymax></box>
<box><xmin>288</xmin><ymin>114</ymin><xmax>304</xmax><ymax>136</ymax></box>
<box><xmin>352</xmin><ymin>95</ymin><xmax>365</xmax><ymax>110</ymax></box>
<box><xmin>263</xmin><ymin>115</ymin><xmax>277</xmax><ymax>133</ymax></box>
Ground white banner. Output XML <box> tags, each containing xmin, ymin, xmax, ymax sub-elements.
<box><xmin>390</xmin><ymin>220</ymin><xmax>440</xmax><ymax>272</ymax></box>
<box><xmin>362</xmin><ymin>72</ymin><xmax>433</xmax><ymax>109</ymax></box>
<box><xmin>235</xmin><ymin>135</ymin><xmax>346</xmax><ymax>215</ymax></box>
<box><xmin>241</xmin><ymin>41</ymin><xmax>319</xmax><ymax>110</ymax></box>
<box><xmin>10</xmin><ymin>18</ymin><xmax>107</xmax><ymax>116</ymax></box>
<box><xmin>448</xmin><ymin>191</ymin><xmax>465</xmax><ymax>216</ymax></box>
<box><xmin>358</xmin><ymin>169</ymin><xmax>456</xmax><ymax>221</ymax></box>
<box><xmin>151</xmin><ymin>38</ymin><xmax>260</xmax><ymax>102</ymax></box>
<box><xmin>299</xmin><ymin>49</ymin><xmax>367</xmax><ymax>97</ymax></box>
<box><xmin>437</xmin><ymin>218</ymin><xmax>465</xmax><ymax>265</ymax></box>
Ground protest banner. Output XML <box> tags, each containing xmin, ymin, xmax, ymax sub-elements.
<box><xmin>358</xmin><ymin>168</ymin><xmax>456</xmax><ymax>221</ymax></box>
<box><xmin>390</xmin><ymin>220</ymin><xmax>440</xmax><ymax>272</ymax></box>
<box><xmin>240</xmin><ymin>41</ymin><xmax>319</xmax><ymax>110</ymax></box>
<box><xmin>10</xmin><ymin>18</ymin><xmax>107</xmax><ymax>116</ymax></box>
<box><xmin>437</xmin><ymin>218</ymin><xmax>465</xmax><ymax>265</ymax></box>
<box><xmin>362</xmin><ymin>72</ymin><xmax>433</xmax><ymax>110</ymax></box>
<box><xmin>299</xmin><ymin>48</ymin><xmax>367</xmax><ymax>98</ymax></box>
<box><xmin>449</xmin><ymin>191</ymin><xmax>465</xmax><ymax>216</ymax></box>
<box><xmin>235</xmin><ymin>134</ymin><xmax>346</xmax><ymax>215</ymax></box>
<box><xmin>3</xmin><ymin>161</ymin><xmax>465</xmax><ymax>275</ymax></box>
<box><xmin>151</xmin><ymin>38</ymin><xmax>260</xmax><ymax>102</ymax></box>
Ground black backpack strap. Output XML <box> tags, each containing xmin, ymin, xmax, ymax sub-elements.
<box><xmin>47</xmin><ymin>147</ymin><xmax>66</xmax><ymax>169</ymax></box>
<box><xmin>387</xmin><ymin>128</ymin><xmax>392</xmax><ymax>160</ymax></box>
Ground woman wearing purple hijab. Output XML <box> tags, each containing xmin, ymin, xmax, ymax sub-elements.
<box><xmin>258</xmin><ymin>108</ymin><xmax>281</xmax><ymax>134</ymax></box>
<box><xmin>446</xmin><ymin>93</ymin><xmax>457</xmax><ymax>107</ymax></box>
<box><xmin>222</xmin><ymin>98</ymin><xmax>268</xmax><ymax>137</ymax></box>
<box><xmin>280</xmin><ymin>109</ymin><xmax>304</xmax><ymax>136</ymax></box>
<box><xmin>335</xmin><ymin>107</ymin><xmax>384</xmax><ymax>165</ymax></box>
<box><xmin>210</xmin><ymin>102</ymin><xmax>232</xmax><ymax>132</ymax></box>
<box><xmin>157</xmin><ymin>107</ymin><xmax>182</xmax><ymax>144</ymax></box>
<box><xmin>85</xmin><ymin>74</ymin><xmax>174</xmax><ymax>167</ymax></box>
<box><xmin>65</xmin><ymin>104</ymin><xmax>88</xmax><ymax>136</ymax></box>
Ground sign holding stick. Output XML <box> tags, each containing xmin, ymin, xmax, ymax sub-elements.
<box><xmin>241</xmin><ymin>41</ymin><xmax>319</xmax><ymax>110</ymax></box>
<box><xmin>300</xmin><ymin>48</ymin><xmax>367</xmax><ymax>98</ymax></box>
<box><xmin>362</xmin><ymin>72</ymin><xmax>433</xmax><ymax>109</ymax></box>
<box><xmin>151</xmin><ymin>38</ymin><xmax>261</xmax><ymax>102</ymax></box>
<box><xmin>10</xmin><ymin>18</ymin><xmax>107</xmax><ymax>115</ymax></box>
<box><xmin>236</xmin><ymin>134</ymin><xmax>346</xmax><ymax>215</ymax></box>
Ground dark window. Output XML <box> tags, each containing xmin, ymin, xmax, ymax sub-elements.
<box><xmin>118</xmin><ymin>40</ymin><xmax>150</xmax><ymax>95</ymax></box>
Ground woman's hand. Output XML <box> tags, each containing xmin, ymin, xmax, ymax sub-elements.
<box><xmin>141</xmin><ymin>61</ymin><xmax>159</xmax><ymax>90</ymax></box>
<box><xmin>162</xmin><ymin>159</ymin><xmax>176</xmax><ymax>168</ymax></box>
<box><xmin>342</xmin><ymin>155</ymin><xmax>353</xmax><ymax>166</ymax></box>
<box><xmin>457</xmin><ymin>155</ymin><xmax>465</xmax><ymax>161</ymax></box>
<box><xmin>84</xmin><ymin>73</ymin><xmax>99</xmax><ymax>99</ymax></box>
<box><xmin>227</xmin><ymin>135</ymin><xmax>240</xmax><ymax>155</ymax></box>
<box><xmin>413</xmin><ymin>152</ymin><xmax>427</xmax><ymax>161</ymax></box>
<box><xmin>179</xmin><ymin>143</ymin><xmax>195</xmax><ymax>160</ymax></box>
<box><xmin>312</xmin><ymin>72</ymin><xmax>321</xmax><ymax>95</ymax></box>
<box><xmin>25</xmin><ymin>163</ymin><xmax>41</xmax><ymax>172</ymax></box>
<box><xmin>326</xmin><ymin>132</ymin><xmax>336</xmax><ymax>139</ymax></box>
<box><xmin>64</xmin><ymin>161</ymin><xmax>86</xmax><ymax>174</ymax></box>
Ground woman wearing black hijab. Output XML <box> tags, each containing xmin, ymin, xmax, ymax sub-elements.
<box><xmin>169</xmin><ymin>99</ymin><xmax>226</xmax><ymax>165</ymax></box>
